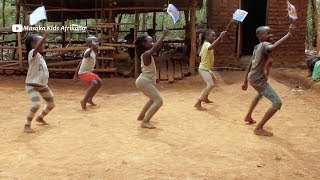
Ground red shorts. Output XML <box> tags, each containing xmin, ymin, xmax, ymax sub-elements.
<box><xmin>78</xmin><ymin>72</ymin><xmax>101</xmax><ymax>84</ymax></box>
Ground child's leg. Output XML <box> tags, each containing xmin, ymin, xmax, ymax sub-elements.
<box><xmin>36</xmin><ymin>86</ymin><xmax>55</xmax><ymax>124</ymax></box>
<box><xmin>204</xmin><ymin>70</ymin><xmax>217</xmax><ymax>103</ymax></box>
<box><xmin>244</xmin><ymin>93</ymin><xmax>262</xmax><ymax>124</ymax></box>
<box><xmin>25</xmin><ymin>85</ymin><xmax>42</xmax><ymax>133</ymax></box>
<box><xmin>254</xmin><ymin>85</ymin><xmax>282</xmax><ymax>136</ymax></box>
<box><xmin>195</xmin><ymin>69</ymin><xmax>214</xmax><ymax>110</ymax></box>
<box><xmin>137</xmin><ymin>79</ymin><xmax>163</xmax><ymax>129</ymax></box>
<box><xmin>137</xmin><ymin>100</ymin><xmax>153</xmax><ymax>121</ymax></box>
<box><xmin>88</xmin><ymin>78</ymin><xmax>103</xmax><ymax>105</ymax></box>
<box><xmin>81</xmin><ymin>80</ymin><xmax>99</xmax><ymax>110</ymax></box>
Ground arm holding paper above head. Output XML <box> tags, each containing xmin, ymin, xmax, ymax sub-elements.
<box><xmin>266</xmin><ymin>24</ymin><xmax>295</xmax><ymax>52</ymax></box>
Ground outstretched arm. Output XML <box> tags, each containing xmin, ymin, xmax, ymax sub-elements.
<box><xmin>266</xmin><ymin>24</ymin><xmax>294</xmax><ymax>51</ymax></box>
<box><xmin>33</xmin><ymin>30</ymin><xmax>49</xmax><ymax>57</ymax></box>
<box><xmin>208</xmin><ymin>31</ymin><xmax>227</xmax><ymax>50</ymax></box>
<box><xmin>146</xmin><ymin>28</ymin><xmax>169</xmax><ymax>56</ymax></box>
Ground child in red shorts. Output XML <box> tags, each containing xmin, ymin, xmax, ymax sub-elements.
<box><xmin>75</xmin><ymin>36</ymin><xmax>103</xmax><ymax>110</ymax></box>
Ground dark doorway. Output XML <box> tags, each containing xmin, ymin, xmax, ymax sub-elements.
<box><xmin>241</xmin><ymin>0</ymin><xmax>267</xmax><ymax>55</ymax></box>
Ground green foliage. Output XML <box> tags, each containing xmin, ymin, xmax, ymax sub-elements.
<box><xmin>1</xmin><ymin>0</ymin><xmax>16</xmax><ymax>41</ymax></box>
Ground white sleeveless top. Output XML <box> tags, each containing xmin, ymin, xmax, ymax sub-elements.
<box><xmin>25</xmin><ymin>49</ymin><xmax>49</xmax><ymax>86</ymax></box>
<box><xmin>79</xmin><ymin>48</ymin><xmax>96</xmax><ymax>74</ymax></box>
<box><xmin>139</xmin><ymin>55</ymin><xmax>156</xmax><ymax>84</ymax></box>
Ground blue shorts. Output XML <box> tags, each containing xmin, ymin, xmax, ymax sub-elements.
<box><xmin>252</xmin><ymin>83</ymin><xmax>282</xmax><ymax>110</ymax></box>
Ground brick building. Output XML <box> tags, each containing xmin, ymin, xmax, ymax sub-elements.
<box><xmin>206</xmin><ymin>0</ymin><xmax>308</xmax><ymax>68</ymax></box>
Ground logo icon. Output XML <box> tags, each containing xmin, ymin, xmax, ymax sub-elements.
<box><xmin>12</xmin><ymin>24</ymin><xmax>23</xmax><ymax>32</ymax></box>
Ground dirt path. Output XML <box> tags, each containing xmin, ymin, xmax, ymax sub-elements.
<box><xmin>0</xmin><ymin>70</ymin><xmax>319</xmax><ymax>179</ymax></box>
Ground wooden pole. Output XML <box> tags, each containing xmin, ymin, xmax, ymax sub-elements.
<box><xmin>142</xmin><ymin>13</ymin><xmax>147</xmax><ymax>32</ymax></box>
<box><xmin>95</xmin><ymin>0</ymin><xmax>98</xmax><ymax>37</ymax></box>
<box><xmin>13</xmin><ymin>0</ymin><xmax>20</xmax><ymax>63</ymax></box>
<box><xmin>17</xmin><ymin>32</ymin><xmax>23</xmax><ymax>69</ymax></box>
<box><xmin>134</xmin><ymin>10</ymin><xmax>139</xmax><ymax>78</ymax></box>
<box><xmin>153</xmin><ymin>12</ymin><xmax>156</xmax><ymax>32</ymax></box>
<box><xmin>189</xmin><ymin>0</ymin><xmax>197</xmax><ymax>75</ymax></box>
<box><xmin>1</xmin><ymin>0</ymin><xmax>5</xmax><ymax>61</ymax></box>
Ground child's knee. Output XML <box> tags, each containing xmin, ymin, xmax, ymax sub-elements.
<box><xmin>207</xmin><ymin>83</ymin><xmax>214</xmax><ymax>89</ymax></box>
<box><xmin>272</xmin><ymin>99</ymin><xmax>282</xmax><ymax>110</ymax></box>
<box><xmin>33</xmin><ymin>101</ymin><xmax>41</xmax><ymax>109</ymax></box>
<box><xmin>30</xmin><ymin>103</ymin><xmax>41</xmax><ymax>112</ymax></box>
<box><xmin>156</xmin><ymin>97</ymin><xmax>163</xmax><ymax>107</ymax></box>
<box><xmin>48</xmin><ymin>102</ymin><xmax>55</xmax><ymax>109</ymax></box>
<box><xmin>255</xmin><ymin>93</ymin><xmax>263</xmax><ymax>100</ymax></box>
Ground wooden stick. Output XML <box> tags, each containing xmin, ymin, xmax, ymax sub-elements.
<box><xmin>43</xmin><ymin>46</ymin><xmax>115</xmax><ymax>52</ymax></box>
<box><xmin>48</xmin><ymin>68</ymin><xmax>117</xmax><ymax>73</ymax></box>
<box><xmin>225</xmin><ymin>19</ymin><xmax>233</xmax><ymax>31</ymax></box>
<box><xmin>1</xmin><ymin>0</ymin><xmax>5</xmax><ymax>61</ymax></box>
<box><xmin>47</xmin><ymin>59</ymin><xmax>81</xmax><ymax>67</ymax></box>
<box><xmin>17</xmin><ymin>32</ymin><xmax>24</xmax><ymax>70</ymax></box>
<box><xmin>189</xmin><ymin>0</ymin><xmax>197</xmax><ymax>75</ymax></box>
<box><xmin>0</xmin><ymin>62</ymin><xmax>19</xmax><ymax>67</ymax></box>
<box><xmin>35</xmin><ymin>7</ymin><xmax>201</xmax><ymax>12</ymax></box>
<box><xmin>134</xmin><ymin>10</ymin><xmax>139</xmax><ymax>78</ymax></box>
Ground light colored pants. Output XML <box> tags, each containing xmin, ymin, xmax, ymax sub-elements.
<box><xmin>25</xmin><ymin>85</ymin><xmax>55</xmax><ymax>125</ymax></box>
<box><xmin>199</xmin><ymin>69</ymin><xmax>217</xmax><ymax>101</ymax></box>
<box><xmin>135</xmin><ymin>77</ymin><xmax>163</xmax><ymax>122</ymax></box>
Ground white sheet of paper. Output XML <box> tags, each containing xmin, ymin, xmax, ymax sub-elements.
<box><xmin>233</xmin><ymin>9</ymin><xmax>248</xmax><ymax>22</ymax></box>
<box><xmin>287</xmin><ymin>1</ymin><xmax>298</xmax><ymax>20</ymax></box>
<box><xmin>30</xmin><ymin>6</ymin><xmax>47</xmax><ymax>25</ymax></box>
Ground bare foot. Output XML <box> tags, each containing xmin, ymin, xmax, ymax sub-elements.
<box><xmin>36</xmin><ymin>117</ymin><xmax>49</xmax><ymax>125</ymax></box>
<box><xmin>137</xmin><ymin>115</ymin><xmax>144</xmax><ymax>121</ymax></box>
<box><xmin>141</xmin><ymin>122</ymin><xmax>156</xmax><ymax>129</ymax></box>
<box><xmin>254</xmin><ymin>128</ymin><xmax>273</xmax><ymax>136</ymax></box>
<box><xmin>80</xmin><ymin>100</ymin><xmax>87</xmax><ymax>110</ymax></box>
<box><xmin>24</xmin><ymin>125</ymin><xmax>35</xmax><ymax>133</ymax></box>
<box><xmin>244</xmin><ymin>117</ymin><xmax>256</xmax><ymax>124</ymax></box>
<box><xmin>87</xmin><ymin>100</ymin><xmax>96</xmax><ymax>106</ymax></box>
<box><xmin>203</xmin><ymin>99</ymin><xmax>214</xmax><ymax>103</ymax></box>
<box><xmin>194</xmin><ymin>103</ymin><xmax>206</xmax><ymax>111</ymax></box>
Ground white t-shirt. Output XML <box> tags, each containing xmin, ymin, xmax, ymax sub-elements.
<box><xmin>25</xmin><ymin>49</ymin><xmax>49</xmax><ymax>86</ymax></box>
<box><xmin>79</xmin><ymin>49</ymin><xmax>96</xmax><ymax>74</ymax></box>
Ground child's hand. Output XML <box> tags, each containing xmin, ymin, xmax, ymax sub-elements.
<box><xmin>163</xmin><ymin>28</ymin><xmax>169</xmax><ymax>37</ymax></box>
<box><xmin>241</xmin><ymin>82</ymin><xmax>248</xmax><ymax>91</ymax></box>
<box><xmin>220</xmin><ymin>31</ymin><xmax>227</xmax><ymax>38</ymax></box>
<box><xmin>264</xmin><ymin>70</ymin><xmax>269</xmax><ymax>80</ymax></box>
<box><xmin>288</xmin><ymin>24</ymin><xmax>295</xmax><ymax>35</ymax></box>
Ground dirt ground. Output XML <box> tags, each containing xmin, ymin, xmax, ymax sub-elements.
<box><xmin>0</xmin><ymin>69</ymin><xmax>319</xmax><ymax>179</ymax></box>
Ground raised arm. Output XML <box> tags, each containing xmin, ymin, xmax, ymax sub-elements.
<box><xmin>33</xmin><ymin>30</ymin><xmax>49</xmax><ymax>57</ymax></box>
<box><xmin>146</xmin><ymin>28</ymin><xmax>169</xmax><ymax>56</ymax></box>
<box><xmin>266</xmin><ymin>24</ymin><xmax>294</xmax><ymax>51</ymax></box>
<box><xmin>208</xmin><ymin>31</ymin><xmax>227</xmax><ymax>50</ymax></box>
<box><xmin>143</xmin><ymin>28</ymin><xmax>169</xmax><ymax>65</ymax></box>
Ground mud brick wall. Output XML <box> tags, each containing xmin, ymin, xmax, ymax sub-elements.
<box><xmin>206</xmin><ymin>0</ymin><xmax>307</xmax><ymax>68</ymax></box>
